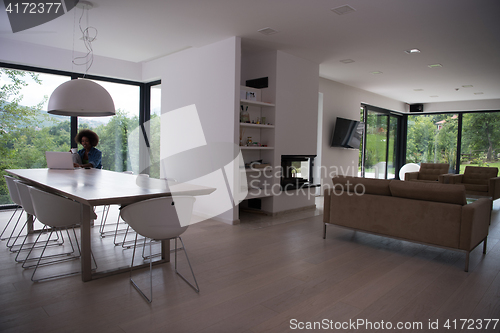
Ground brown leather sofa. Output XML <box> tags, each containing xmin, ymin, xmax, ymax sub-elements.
<box><xmin>440</xmin><ymin>166</ymin><xmax>500</xmax><ymax>200</ymax></box>
<box><xmin>323</xmin><ymin>176</ymin><xmax>491</xmax><ymax>271</ymax></box>
<box><xmin>404</xmin><ymin>162</ymin><xmax>449</xmax><ymax>182</ymax></box>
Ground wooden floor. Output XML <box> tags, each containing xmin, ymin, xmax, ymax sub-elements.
<box><xmin>1</xmin><ymin>198</ymin><xmax>499</xmax><ymax>333</ymax></box>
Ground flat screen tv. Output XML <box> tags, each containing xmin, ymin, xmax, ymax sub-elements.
<box><xmin>330</xmin><ymin>117</ymin><xmax>363</xmax><ymax>149</ymax></box>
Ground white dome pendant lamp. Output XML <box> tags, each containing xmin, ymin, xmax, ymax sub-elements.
<box><xmin>48</xmin><ymin>1</ymin><xmax>115</xmax><ymax>117</ymax></box>
<box><xmin>48</xmin><ymin>78</ymin><xmax>115</xmax><ymax>116</ymax></box>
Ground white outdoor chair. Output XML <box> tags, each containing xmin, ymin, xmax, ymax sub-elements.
<box><xmin>27</xmin><ymin>186</ymin><xmax>97</xmax><ymax>282</ymax></box>
<box><xmin>119</xmin><ymin>196</ymin><xmax>198</xmax><ymax>303</ymax></box>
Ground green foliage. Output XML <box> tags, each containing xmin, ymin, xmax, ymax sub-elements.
<box><xmin>462</xmin><ymin>112</ymin><xmax>500</xmax><ymax>163</ymax></box>
<box><xmin>363</xmin><ymin>113</ymin><xmax>397</xmax><ymax>177</ymax></box>
<box><xmin>1</xmin><ymin>68</ymin><xmax>49</xmax><ymax>204</ymax></box>
<box><xmin>1</xmin><ymin>69</ymin><xmax>148</xmax><ymax>204</ymax></box>
<box><xmin>406</xmin><ymin>114</ymin><xmax>458</xmax><ymax>170</ymax></box>
<box><xmin>90</xmin><ymin>109</ymin><xmax>139</xmax><ymax>172</ymax></box>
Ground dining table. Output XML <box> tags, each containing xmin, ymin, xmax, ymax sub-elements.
<box><xmin>5</xmin><ymin>168</ymin><xmax>216</xmax><ymax>282</ymax></box>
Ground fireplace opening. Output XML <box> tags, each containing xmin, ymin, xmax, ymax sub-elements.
<box><xmin>280</xmin><ymin>155</ymin><xmax>320</xmax><ymax>190</ymax></box>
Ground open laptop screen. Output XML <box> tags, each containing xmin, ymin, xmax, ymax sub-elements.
<box><xmin>45</xmin><ymin>151</ymin><xmax>76</xmax><ymax>170</ymax></box>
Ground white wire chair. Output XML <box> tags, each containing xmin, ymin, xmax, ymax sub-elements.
<box><xmin>27</xmin><ymin>186</ymin><xmax>97</xmax><ymax>282</ymax></box>
<box><xmin>13</xmin><ymin>181</ymin><xmax>63</xmax><ymax>263</ymax></box>
<box><xmin>2</xmin><ymin>176</ymin><xmax>25</xmax><ymax>246</ymax></box>
<box><xmin>119</xmin><ymin>195</ymin><xmax>198</xmax><ymax>303</ymax></box>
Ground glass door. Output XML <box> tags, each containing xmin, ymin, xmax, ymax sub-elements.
<box><xmin>361</xmin><ymin>106</ymin><xmax>401</xmax><ymax>179</ymax></box>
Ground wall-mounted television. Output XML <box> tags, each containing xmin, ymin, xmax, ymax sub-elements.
<box><xmin>330</xmin><ymin>117</ymin><xmax>363</xmax><ymax>149</ymax></box>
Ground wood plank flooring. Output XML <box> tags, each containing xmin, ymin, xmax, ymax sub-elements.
<box><xmin>0</xmin><ymin>198</ymin><xmax>499</xmax><ymax>333</ymax></box>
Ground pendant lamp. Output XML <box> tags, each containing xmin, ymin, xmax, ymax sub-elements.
<box><xmin>48</xmin><ymin>78</ymin><xmax>115</xmax><ymax>116</ymax></box>
<box><xmin>47</xmin><ymin>1</ymin><xmax>115</xmax><ymax>117</ymax></box>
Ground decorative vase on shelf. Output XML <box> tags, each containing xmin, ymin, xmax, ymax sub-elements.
<box><xmin>240</xmin><ymin>105</ymin><xmax>249</xmax><ymax>123</ymax></box>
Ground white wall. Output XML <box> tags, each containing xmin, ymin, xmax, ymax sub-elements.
<box><xmin>273</xmin><ymin>51</ymin><xmax>320</xmax><ymax>213</ymax></box>
<box><xmin>143</xmin><ymin>37</ymin><xmax>240</xmax><ymax>224</ymax></box>
<box><xmin>319</xmin><ymin>78</ymin><xmax>406</xmax><ymax>188</ymax></box>
<box><xmin>0</xmin><ymin>38</ymin><xmax>142</xmax><ymax>81</ymax></box>
<box><xmin>275</xmin><ymin>51</ymin><xmax>319</xmax><ymax>155</ymax></box>
<box><xmin>240</xmin><ymin>49</ymin><xmax>320</xmax><ymax>214</ymax></box>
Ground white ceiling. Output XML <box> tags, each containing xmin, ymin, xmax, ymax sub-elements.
<box><xmin>1</xmin><ymin>0</ymin><xmax>500</xmax><ymax>104</ymax></box>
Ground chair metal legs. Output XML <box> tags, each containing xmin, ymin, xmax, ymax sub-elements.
<box><xmin>130</xmin><ymin>234</ymin><xmax>153</xmax><ymax>303</ymax></box>
<box><xmin>9</xmin><ymin>218</ymin><xmax>62</xmax><ymax>257</ymax></box>
<box><xmin>0</xmin><ymin>206</ymin><xmax>22</xmax><ymax>241</ymax></box>
<box><xmin>22</xmin><ymin>225</ymin><xmax>97</xmax><ymax>282</ymax></box>
<box><xmin>130</xmin><ymin>235</ymin><xmax>199</xmax><ymax>303</ymax></box>
<box><xmin>5</xmin><ymin>210</ymin><xmax>25</xmax><ymax>248</ymax></box>
<box><xmin>99</xmin><ymin>206</ymin><xmax>129</xmax><ymax>239</ymax></box>
<box><xmin>175</xmin><ymin>236</ymin><xmax>199</xmax><ymax>293</ymax></box>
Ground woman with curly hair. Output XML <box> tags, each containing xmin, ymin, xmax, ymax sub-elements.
<box><xmin>73</xmin><ymin>129</ymin><xmax>102</xmax><ymax>169</ymax></box>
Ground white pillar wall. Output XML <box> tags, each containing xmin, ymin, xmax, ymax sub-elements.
<box><xmin>143</xmin><ymin>37</ymin><xmax>241</xmax><ymax>224</ymax></box>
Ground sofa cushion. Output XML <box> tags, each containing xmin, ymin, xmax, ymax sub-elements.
<box><xmin>463</xmin><ymin>166</ymin><xmax>498</xmax><ymax>185</ymax></box>
<box><xmin>417</xmin><ymin>163</ymin><xmax>449</xmax><ymax>181</ymax></box>
<box><xmin>332</xmin><ymin>176</ymin><xmax>391</xmax><ymax>196</ymax></box>
<box><xmin>389</xmin><ymin>180</ymin><xmax>467</xmax><ymax>205</ymax></box>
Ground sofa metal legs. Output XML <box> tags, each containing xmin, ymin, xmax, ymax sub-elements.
<box><xmin>465</xmin><ymin>237</ymin><xmax>488</xmax><ymax>272</ymax></box>
<box><xmin>323</xmin><ymin>224</ymin><xmax>487</xmax><ymax>273</ymax></box>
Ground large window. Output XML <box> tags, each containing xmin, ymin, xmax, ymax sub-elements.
<box><xmin>461</xmin><ymin>112</ymin><xmax>500</xmax><ymax>173</ymax></box>
<box><xmin>0</xmin><ymin>64</ymin><xmax>159</xmax><ymax>206</ymax></box>
<box><xmin>406</xmin><ymin>114</ymin><xmax>458</xmax><ymax>173</ymax></box>
<box><xmin>1</xmin><ymin>69</ymin><xmax>70</xmax><ymax>204</ymax></box>
<box><xmin>79</xmin><ymin>80</ymin><xmax>140</xmax><ymax>173</ymax></box>
<box><xmin>148</xmin><ymin>83</ymin><xmax>161</xmax><ymax>178</ymax></box>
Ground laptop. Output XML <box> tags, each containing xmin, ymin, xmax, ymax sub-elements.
<box><xmin>45</xmin><ymin>151</ymin><xmax>77</xmax><ymax>170</ymax></box>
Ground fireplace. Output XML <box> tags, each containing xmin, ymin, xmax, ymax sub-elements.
<box><xmin>280</xmin><ymin>155</ymin><xmax>319</xmax><ymax>190</ymax></box>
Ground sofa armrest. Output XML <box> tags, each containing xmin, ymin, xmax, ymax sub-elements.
<box><xmin>438</xmin><ymin>173</ymin><xmax>457</xmax><ymax>184</ymax></box>
<box><xmin>446</xmin><ymin>174</ymin><xmax>463</xmax><ymax>184</ymax></box>
<box><xmin>460</xmin><ymin>198</ymin><xmax>491</xmax><ymax>251</ymax></box>
<box><xmin>405</xmin><ymin>172</ymin><xmax>419</xmax><ymax>181</ymax></box>
<box><xmin>488</xmin><ymin>177</ymin><xmax>500</xmax><ymax>200</ymax></box>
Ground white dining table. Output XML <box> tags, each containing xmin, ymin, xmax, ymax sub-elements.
<box><xmin>6</xmin><ymin>168</ymin><xmax>215</xmax><ymax>281</ymax></box>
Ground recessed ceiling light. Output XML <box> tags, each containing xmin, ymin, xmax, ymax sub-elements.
<box><xmin>340</xmin><ymin>59</ymin><xmax>355</xmax><ymax>64</ymax></box>
<box><xmin>474</xmin><ymin>92</ymin><xmax>484</xmax><ymax>95</ymax></box>
<box><xmin>371</xmin><ymin>71</ymin><xmax>383</xmax><ymax>74</ymax></box>
<box><xmin>430</xmin><ymin>95</ymin><xmax>439</xmax><ymax>97</ymax></box>
<box><xmin>462</xmin><ymin>85</ymin><xmax>473</xmax><ymax>88</ymax></box>
<box><xmin>414</xmin><ymin>89</ymin><xmax>424</xmax><ymax>91</ymax></box>
<box><xmin>258</xmin><ymin>27</ymin><xmax>278</xmax><ymax>35</ymax></box>
<box><xmin>331</xmin><ymin>5</ymin><xmax>356</xmax><ymax>15</ymax></box>
<box><xmin>405</xmin><ymin>48</ymin><xmax>421</xmax><ymax>54</ymax></box>
<box><xmin>428</xmin><ymin>64</ymin><xmax>443</xmax><ymax>68</ymax></box>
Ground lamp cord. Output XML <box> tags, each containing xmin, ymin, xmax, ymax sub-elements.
<box><xmin>72</xmin><ymin>4</ymin><xmax>98</xmax><ymax>77</ymax></box>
